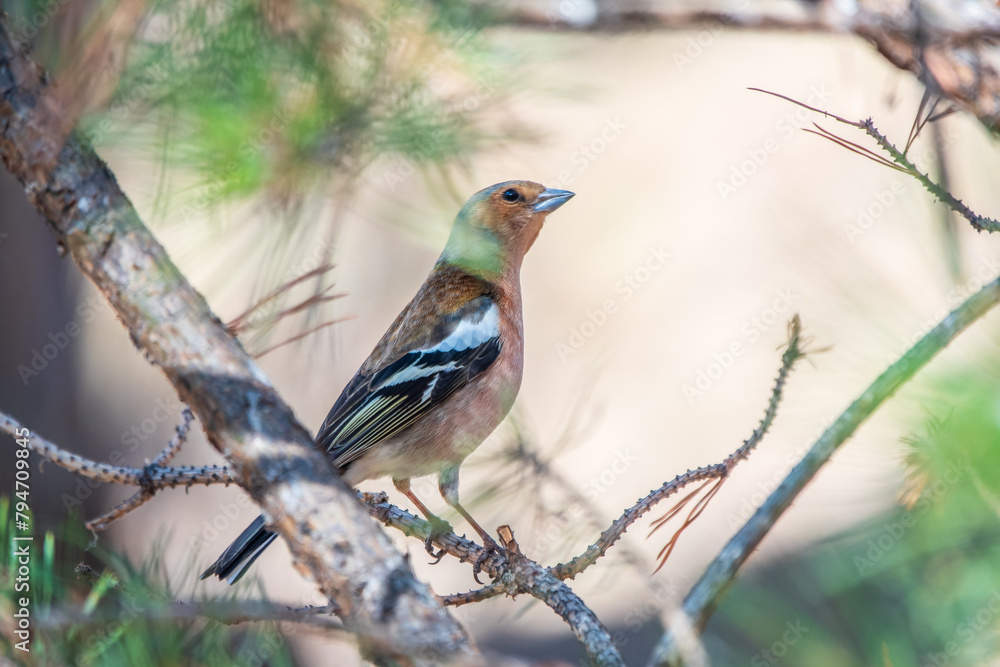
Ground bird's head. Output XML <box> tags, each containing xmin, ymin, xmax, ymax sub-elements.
<box><xmin>441</xmin><ymin>180</ymin><xmax>574</xmax><ymax>280</ymax></box>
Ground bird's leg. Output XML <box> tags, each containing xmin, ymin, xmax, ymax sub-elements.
<box><xmin>393</xmin><ymin>477</ymin><xmax>450</xmax><ymax>563</ymax></box>
<box><xmin>439</xmin><ymin>466</ymin><xmax>504</xmax><ymax>584</ymax></box>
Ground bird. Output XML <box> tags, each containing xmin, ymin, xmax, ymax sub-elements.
<box><xmin>200</xmin><ymin>180</ymin><xmax>574</xmax><ymax>584</ymax></box>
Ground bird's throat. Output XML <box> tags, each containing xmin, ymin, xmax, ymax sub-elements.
<box><xmin>439</xmin><ymin>221</ymin><xmax>506</xmax><ymax>281</ymax></box>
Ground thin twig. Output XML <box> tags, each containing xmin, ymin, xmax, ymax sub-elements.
<box><xmin>85</xmin><ymin>408</ymin><xmax>199</xmax><ymax>532</ymax></box>
<box><xmin>650</xmin><ymin>276</ymin><xmax>1000</xmax><ymax>666</ymax></box>
<box><xmin>751</xmin><ymin>88</ymin><xmax>1000</xmax><ymax>233</ymax></box>
<box><xmin>267</xmin><ymin>291</ymin><xmax>344</xmax><ymax>328</ymax></box>
<box><xmin>86</xmin><ymin>490</ymin><xmax>155</xmax><ymax>533</ymax></box>
<box><xmin>496</xmin><ymin>526</ymin><xmax>624</xmax><ymax>667</ymax></box>
<box><xmin>0</xmin><ymin>411</ymin><xmax>234</xmax><ymax>488</ymax></box>
<box><xmin>151</xmin><ymin>407</ymin><xmax>195</xmax><ymax>466</ymax></box>
<box><xmin>861</xmin><ymin>119</ymin><xmax>1000</xmax><ymax>232</ymax></box>
<box><xmin>439</xmin><ymin>583</ymin><xmax>506</xmax><ymax>607</ymax></box>
<box><xmin>367</xmin><ymin>500</ymin><xmax>625</xmax><ymax>663</ymax></box>
<box><xmin>552</xmin><ymin>316</ymin><xmax>807</xmax><ymax>580</ymax></box>
<box><xmin>494</xmin><ymin>427</ymin><xmax>655</xmax><ymax>574</ymax></box>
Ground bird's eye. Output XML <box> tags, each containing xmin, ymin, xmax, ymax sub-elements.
<box><xmin>501</xmin><ymin>188</ymin><xmax>520</xmax><ymax>202</ymax></box>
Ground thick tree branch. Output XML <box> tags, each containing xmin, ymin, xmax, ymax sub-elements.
<box><xmin>0</xmin><ymin>307</ymin><xmax>803</xmax><ymax>666</ymax></box>
<box><xmin>650</xmin><ymin>275</ymin><xmax>1000</xmax><ymax>666</ymax></box>
<box><xmin>0</xmin><ymin>20</ymin><xmax>478</xmax><ymax>666</ymax></box>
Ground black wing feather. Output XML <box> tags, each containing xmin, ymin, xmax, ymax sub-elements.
<box><xmin>317</xmin><ymin>298</ymin><xmax>502</xmax><ymax>469</ymax></box>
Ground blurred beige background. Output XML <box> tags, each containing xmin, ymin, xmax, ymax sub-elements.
<box><xmin>67</xmin><ymin>26</ymin><xmax>1000</xmax><ymax>664</ymax></box>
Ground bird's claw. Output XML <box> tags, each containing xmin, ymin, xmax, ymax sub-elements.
<box><xmin>424</xmin><ymin>535</ymin><xmax>446</xmax><ymax>563</ymax></box>
<box><xmin>424</xmin><ymin>516</ymin><xmax>452</xmax><ymax>564</ymax></box>
<box><xmin>472</xmin><ymin>535</ymin><xmax>505</xmax><ymax>585</ymax></box>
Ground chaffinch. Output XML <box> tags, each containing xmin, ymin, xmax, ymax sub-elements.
<box><xmin>201</xmin><ymin>180</ymin><xmax>574</xmax><ymax>584</ymax></box>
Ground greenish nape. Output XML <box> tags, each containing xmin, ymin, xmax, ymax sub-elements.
<box><xmin>439</xmin><ymin>206</ymin><xmax>506</xmax><ymax>280</ymax></box>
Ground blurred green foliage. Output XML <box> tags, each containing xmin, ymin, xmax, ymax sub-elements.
<box><xmin>4</xmin><ymin>0</ymin><xmax>504</xmax><ymax>219</ymax></box>
<box><xmin>0</xmin><ymin>499</ymin><xmax>294</xmax><ymax>666</ymax></box>
<box><xmin>706</xmin><ymin>354</ymin><xmax>1000</xmax><ymax>666</ymax></box>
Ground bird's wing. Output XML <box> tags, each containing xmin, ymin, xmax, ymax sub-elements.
<box><xmin>318</xmin><ymin>296</ymin><xmax>502</xmax><ymax>468</ymax></box>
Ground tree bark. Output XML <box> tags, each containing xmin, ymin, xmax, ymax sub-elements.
<box><xmin>0</xmin><ymin>19</ymin><xmax>479</xmax><ymax>667</ymax></box>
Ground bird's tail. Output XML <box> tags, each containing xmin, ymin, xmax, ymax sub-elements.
<box><xmin>199</xmin><ymin>514</ymin><xmax>277</xmax><ymax>585</ymax></box>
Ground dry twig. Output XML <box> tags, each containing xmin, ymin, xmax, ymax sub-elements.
<box><xmin>750</xmin><ymin>88</ymin><xmax>1000</xmax><ymax>233</ymax></box>
<box><xmin>651</xmin><ymin>278</ymin><xmax>1000</xmax><ymax>666</ymax></box>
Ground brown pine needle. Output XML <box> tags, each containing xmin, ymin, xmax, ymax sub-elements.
<box><xmin>803</xmin><ymin>128</ymin><xmax>908</xmax><ymax>174</ymax></box>
<box><xmin>268</xmin><ymin>291</ymin><xmax>345</xmax><ymax>325</ymax></box>
<box><xmin>752</xmin><ymin>87</ymin><xmax>1000</xmax><ymax>233</ymax></box>
<box><xmin>644</xmin><ymin>316</ymin><xmax>807</xmax><ymax>574</ymax></box>
<box><xmin>253</xmin><ymin>316</ymin><xmax>354</xmax><ymax>359</ymax></box>
<box><xmin>927</xmin><ymin>106</ymin><xmax>958</xmax><ymax>123</ymax></box>
<box><xmin>648</xmin><ymin>480</ymin><xmax>713</xmax><ymax>534</ymax></box>
<box><xmin>904</xmin><ymin>88</ymin><xmax>935</xmax><ymax>155</ymax></box>
<box><xmin>652</xmin><ymin>478</ymin><xmax>726</xmax><ymax>573</ymax></box>
<box><xmin>903</xmin><ymin>91</ymin><xmax>955</xmax><ymax>155</ymax></box>
<box><xmin>227</xmin><ymin>262</ymin><xmax>337</xmax><ymax>334</ymax></box>
<box><xmin>747</xmin><ymin>87</ymin><xmax>860</xmax><ymax>127</ymax></box>
<box><xmin>810</xmin><ymin>123</ymin><xmax>899</xmax><ymax>168</ymax></box>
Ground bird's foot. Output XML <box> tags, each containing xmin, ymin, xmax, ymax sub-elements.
<box><xmin>472</xmin><ymin>534</ymin><xmax>506</xmax><ymax>585</ymax></box>
<box><xmin>424</xmin><ymin>516</ymin><xmax>452</xmax><ymax>564</ymax></box>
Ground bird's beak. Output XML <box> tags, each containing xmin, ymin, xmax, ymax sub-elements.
<box><xmin>533</xmin><ymin>188</ymin><xmax>575</xmax><ymax>213</ymax></box>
